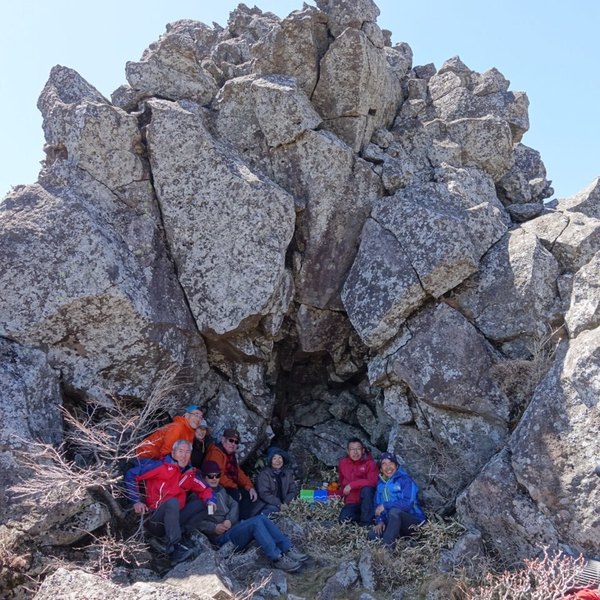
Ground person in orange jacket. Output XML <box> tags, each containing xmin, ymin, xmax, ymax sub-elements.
<box><xmin>136</xmin><ymin>405</ymin><xmax>204</xmax><ymax>460</ymax></box>
<box><xmin>202</xmin><ymin>428</ymin><xmax>257</xmax><ymax>520</ymax></box>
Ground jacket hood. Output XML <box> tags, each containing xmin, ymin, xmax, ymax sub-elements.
<box><xmin>267</xmin><ymin>446</ymin><xmax>290</xmax><ymax>465</ymax></box>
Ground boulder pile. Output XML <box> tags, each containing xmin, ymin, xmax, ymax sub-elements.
<box><xmin>0</xmin><ymin>0</ymin><xmax>598</xmax><ymax>596</ymax></box>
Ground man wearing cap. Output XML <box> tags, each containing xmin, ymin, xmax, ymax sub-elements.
<box><xmin>338</xmin><ymin>438</ymin><xmax>379</xmax><ymax>526</ymax></box>
<box><xmin>135</xmin><ymin>405</ymin><xmax>204</xmax><ymax>460</ymax></box>
<box><xmin>125</xmin><ymin>439</ymin><xmax>217</xmax><ymax>564</ymax></box>
<box><xmin>202</xmin><ymin>428</ymin><xmax>258</xmax><ymax>520</ymax></box>
<box><xmin>368</xmin><ymin>452</ymin><xmax>426</xmax><ymax>548</ymax></box>
<box><xmin>194</xmin><ymin>461</ymin><xmax>307</xmax><ymax>572</ymax></box>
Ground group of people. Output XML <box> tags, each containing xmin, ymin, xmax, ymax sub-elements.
<box><xmin>125</xmin><ymin>405</ymin><xmax>425</xmax><ymax>569</ymax></box>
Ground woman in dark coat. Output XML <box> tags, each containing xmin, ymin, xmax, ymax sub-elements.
<box><xmin>190</xmin><ymin>419</ymin><xmax>212</xmax><ymax>469</ymax></box>
<box><xmin>252</xmin><ymin>447</ymin><xmax>298</xmax><ymax>516</ymax></box>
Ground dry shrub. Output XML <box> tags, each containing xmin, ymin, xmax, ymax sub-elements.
<box><xmin>7</xmin><ymin>365</ymin><xmax>192</xmax><ymax>588</ymax></box>
<box><xmin>279</xmin><ymin>497</ymin><xmax>370</xmax><ymax>561</ymax></box>
<box><xmin>10</xmin><ymin>365</ymin><xmax>188</xmax><ymax>517</ymax></box>
<box><xmin>82</xmin><ymin>529</ymin><xmax>150</xmax><ymax>578</ymax></box>
<box><xmin>369</xmin><ymin>516</ymin><xmax>466</xmax><ymax>594</ymax></box>
<box><xmin>280</xmin><ymin>500</ymin><xmax>466</xmax><ymax>594</ymax></box>
<box><xmin>490</xmin><ymin>332</ymin><xmax>560</xmax><ymax>427</ymax></box>
<box><xmin>462</xmin><ymin>548</ymin><xmax>587</xmax><ymax>600</ymax></box>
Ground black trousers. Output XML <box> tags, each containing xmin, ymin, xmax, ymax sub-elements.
<box><xmin>146</xmin><ymin>496</ymin><xmax>204</xmax><ymax>548</ymax></box>
<box><xmin>368</xmin><ymin>508</ymin><xmax>422</xmax><ymax>547</ymax></box>
<box><xmin>225</xmin><ymin>487</ymin><xmax>254</xmax><ymax>520</ymax></box>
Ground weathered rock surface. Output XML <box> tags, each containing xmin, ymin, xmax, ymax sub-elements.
<box><xmin>497</xmin><ymin>142</ymin><xmax>554</xmax><ymax>210</ymax></box>
<box><xmin>123</xmin><ymin>20</ymin><xmax>219</xmax><ymax>107</ymax></box>
<box><xmin>146</xmin><ymin>98</ymin><xmax>295</xmax><ymax>336</ymax></box>
<box><xmin>0</xmin><ymin>162</ymin><xmax>205</xmax><ymax>402</ymax></box>
<box><xmin>0</xmin><ymin>340</ymin><xmax>62</xmax><ymax>524</ymax></box>
<box><xmin>456</xmin><ymin>449</ymin><xmax>560</xmax><ymax>561</ymax></box>
<box><xmin>252</xmin><ymin>5</ymin><xmax>328</xmax><ymax>97</ymax></box>
<box><xmin>272</xmin><ymin>130</ymin><xmax>382</xmax><ymax>309</ymax></box>
<box><xmin>509</xmin><ymin>332</ymin><xmax>600</xmax><ymax>556</ymax></box>
<box><xmin>565</xmin><ymin>251</ymin><xmax>600</xmax><ymax>336</ymax></box>
<box><xmin>558</xmin><ymin>176</ymin><xmax>600</xmax><ymax>219</ymax></box>
<box><xmin>34</xmin><ymin>567</ymin><xmax>204</xmax><ymax>600</ymax></box>
<box><xmin>312</xmin><ymin>26</ymin><xmax>402</xmax><ymax>151</ymax></box>
<box><xmin>452</xmin><ymin>228</ymin><xmax>560</xmax><ymax>342</ymax></box>
<box><xmin>1</xmin><ymin>0</ymin><xmax>599</xmax><ymax>593</ymax></box>
<box><xmin>373</xmin><ymin>304</ymin><xmax>510</xmax><ymax>504</ymax></box>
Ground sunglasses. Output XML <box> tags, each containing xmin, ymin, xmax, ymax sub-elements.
<box><xmin>205</xmin><ymin>473</ymin><xmax>221</xmax><ymax>479</ymax></box>
<box><xmin>227</xmin><ymin>438</ymin><xmax>240</xmax><ymax>445</ymax></box>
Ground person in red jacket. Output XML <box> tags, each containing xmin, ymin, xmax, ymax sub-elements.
<box><xmin>125</xmin><ymin>439</ymin><xmax>216</xmax><ymax>563</ymax></box>
<box><xmin>338</xmin><ymin>438</ymin><xmax>379</xmax><ymax>526</ymax></box>
<box><xmin>135</xmin><ymin>405</ymin><xmax>204</xmax><ymax>460</ymax></box>
<box><xmin>202</xmin><ymin>428</ymin><xmax>257</xmax><ymax>520</ymax></box>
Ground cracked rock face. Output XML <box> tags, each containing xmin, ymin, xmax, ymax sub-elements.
<box><xmin>1</xmin><ymin>0</ymin><xmax>599</xmax><ymax>575</ymax></box>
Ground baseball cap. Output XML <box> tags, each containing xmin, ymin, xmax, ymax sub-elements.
<box><xmin>223</xmin><ymin>428</ymin><xmax>240</xmax><ymax>441</ymax></box>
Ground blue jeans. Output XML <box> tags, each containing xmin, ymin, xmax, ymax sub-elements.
<box><xmin>217</xmin><ymin>515</ymin><xmax>291</xmax><ymax>560</ymax></box>
<box><xmin>339</xmin><ymin>486</ymin><xmax>375</xmax><ymax>525</ymax></box>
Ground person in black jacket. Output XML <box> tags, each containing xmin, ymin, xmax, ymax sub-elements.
<box><xmin>252</xmin><ymin>447</ymin><xmax>298</xmax><ymax>516</ymax></box>
<box><xmin>190</xmin><ymin>419</ymin><xmax>211</xmax><ymax>468</ymax></box>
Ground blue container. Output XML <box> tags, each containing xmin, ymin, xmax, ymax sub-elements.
<box><xmin>313</xmin><ymin>490</ymin><xmax>328</xmax><ymax>503</ymax></box>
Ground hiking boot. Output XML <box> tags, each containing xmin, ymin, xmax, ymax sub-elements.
<box><xmin>148</xmin><ymin>537</ymin><xmax>168</xmax><ymax>555</ymax></box>
<box><xmin>286</xmin><ymin>547</ymin><xmax>309</xmax><ymax>562</ymax></box>
<box><xmin>169</xmin><ymin>542</ymin><xmax>194</xmax><ymax>564</ymax></box>
<box><xmin>272</xmin><ymin>553</ymin><xmax>301</xmax><ymax>572</ymax></box>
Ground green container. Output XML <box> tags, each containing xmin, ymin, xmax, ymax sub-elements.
<box><xmin>300</xmin><ymin>489</ymin><xmax>315</xmax><ymax>502</ymax></box>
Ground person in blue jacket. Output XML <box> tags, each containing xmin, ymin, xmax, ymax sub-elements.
<box><xmin>368</xmin><ymin>452</ymin><xmax>426</xmax><ymax>548</ymax></box>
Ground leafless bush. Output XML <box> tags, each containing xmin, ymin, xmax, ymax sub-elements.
<box><xmin>10</xmin><ymin>365</ymin><xmax>189</xmax><ymax>517</ymax></box>
<box><xmin>233</xmin><ymin>573</ymin><xmax>273</xmax><ymax>600</ymax></box>
<box><xmin>81</xmin><ymin>525</ymin><xmax>151</xmax><ymax>578</ymax></box>
<box><xmin>7</xmin><ymin>365</ymin><xmax>194</xmax><ymax>593</ymax></box>
<box><xmin>280</xmin><ymin>499</ymin><xmax>466</xmax><ymax>594</ymax></box>
<box><xmin>462</xmin><ymin>548</ymin><xmax>586</xmax><ymax>600</ymax></box>
<box><xmin>369</xmin><ymin>516</ymin><xmax>466</xmax><ymax>593</ymax></box>
<box><xmin>65</xmin><ymin>363</ymin><xmax>191</xmax><ymax>463</ymax></box>
<box><xmin>490</xmin><ymin>330</ymin><xmax>561</xmax><ymax>427</ymax></box>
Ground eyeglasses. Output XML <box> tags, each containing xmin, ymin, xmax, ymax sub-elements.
<box><xmin>227</xmin><ymin>438</ymin><xmax>240</xmax><ymax>445</ymax></box>
<box><xmin>205</xmin><ymin>474</ymin><xmax>221</xmax><ymax>479</ymax></box>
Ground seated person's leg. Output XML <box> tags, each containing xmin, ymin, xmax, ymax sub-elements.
<box><xmin>179</xmin><ymin>496</ymin><xmax>205</xmax><ymax>532</ymax></box>
<box><xmin>381</xmin><ymin>508</ymin><xmax>402</xmax><ymax>548</ymax></box>
<box><xmin>398</xmin><ymin>511</ymin><xmax>423</xmax><ymax>537</ymax></box>
<box><xmin>218</xmin><ymin>518</ymin><xmax>255</xmax><ymax>551</ymax></box>
<box><xmin>148</xmin><ymin>498</ymin><xmax>182</xmax><ymax>550</ymax></box>
<box><xmin>248</xmin><ymin>515</ymin><xmax>287</xmax><ymax>560</ymax></box>
<box><xmin>338</xmin><ymin>502</ymin><xmax>360</xmax><ymax>524</ymax></box>
<box><xmin>256</xmin><ymin>514</ymin><xmax>291</xmax><ymax>554</ymax></box>
<box><xmin>238</xmin><ymin>488</ymin><xmax>254</xmax><ymax>520</ymax></box>
<box><xmin>359</xmin><ymin>486</ymin><xmax>375</xmax><ymax>525</ymax></box>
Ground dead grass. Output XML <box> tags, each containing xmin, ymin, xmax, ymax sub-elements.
<box><xmin>490</xmin><ymin>332</ymin><xmax>560</xmax><ymax>427</ymax></box>
<box><xmin>461</xmin><ymin>548</ymin><xmax>586</xmax><ymax>600</ymax></box>
<box><xmin>279</xmin><ymin>500</ymin><xmax>466</xmax><ymax>595</ymax></box>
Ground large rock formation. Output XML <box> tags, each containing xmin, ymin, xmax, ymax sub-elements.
<box><xmin>0</xmin><ymin>0</ymin><xmax>598</xmax><ymax>595</ymax></box>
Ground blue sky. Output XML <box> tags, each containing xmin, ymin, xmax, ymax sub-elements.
<box><xmin>1</xmin><ymin>0</ymin><xmax>598</xmax><ymax>200</ymax></box>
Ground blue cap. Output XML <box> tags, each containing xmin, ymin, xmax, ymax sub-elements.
<box><xmin>185</xmin><ymin>404</ymin><xmax>202</xmax><ymax>413</ymax></box>
<box><xmin>379</xmin><ymin>452</ymin><xmax>398</xmax><ymax>465</ymax></box>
